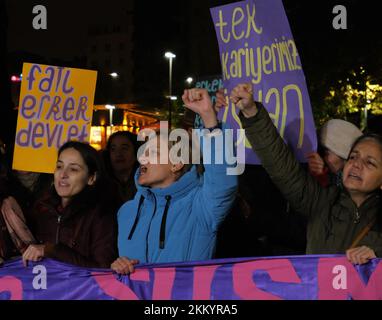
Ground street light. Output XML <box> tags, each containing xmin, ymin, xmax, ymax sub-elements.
<box><xmin>186</xmin><ymin>77</ymin><xmax>193</xmax><ymax>85</ymax></box>
<box><xmin>109</xmin><ymin>72</ymin><xmax>119</xmax><ymax>79</ymax></box>
<box><xmin>165</xmin><ymin>51</ymin><xmax>176</xmax><ymax>129</ymax></box>
<box><xmin>105</xmin><ymin>104</ymin><xmax>116</xmax><ymax>127</ymax></box>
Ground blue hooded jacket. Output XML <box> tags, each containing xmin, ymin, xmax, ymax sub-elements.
<box><xmin>117</xmin><ymin>130</ymin><xmax>238</xmax><ymax>263</ymax></box>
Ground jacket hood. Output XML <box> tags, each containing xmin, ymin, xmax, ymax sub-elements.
<box><xmin>134</xmin><ymin>165</ymin><xmax>201</xmax><ymax>200</ymax></box>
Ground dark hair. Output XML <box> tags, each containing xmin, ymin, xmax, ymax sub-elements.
<box><xmin>103</xmin><ymin>131</ymin><xmax>140</xmax><ymax>176</ymax></box>
<box><xmin>58</xmin><ymin>141</ymin><xmax>102</xmax><ymax>179</ymax></box>
<box><xmin>54</xmin><ymin>141</ymin><xmax>106</xmax><ymax>209</ymax></box>
<box><xmin>349</xmin><ymin>133</ymin><xmax>382</xmax><ymax>159</ymax></box>
<box><xmin>106</xmin><ymin>131</ymin><xmax>139</xmax><ymax>156</ymax></box>
<box><xmin>102</xmin><ymin>131</ymin><xmax>141</xmax><ymax>207</ymax></box>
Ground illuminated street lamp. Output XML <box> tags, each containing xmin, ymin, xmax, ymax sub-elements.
<box><xmin>165</xmin><ymin>51</ymin><xmax>176</xmax><ymax>129</ymax></box>
<box><xmin>105</xmin><ymin>104</ymin><xmax>116</xmax><ymax>126</ymax></box>
<box><xmin>109</xmin><ymin>72</ymin><xmax>119</xmax><ymax>79</ymax></box>
<box><xmin>186</xmin><ymin>77</ymin><xmax>193</xmax><ymax>85</ymax></box>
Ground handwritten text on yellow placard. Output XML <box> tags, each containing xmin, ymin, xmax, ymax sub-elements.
<box><xmin>13</xmin><ymin>63</ymin><xmax>97</xmax><ymax>173</ymax></box>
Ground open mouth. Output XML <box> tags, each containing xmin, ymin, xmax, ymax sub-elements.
<box><xmin>140</xmin><ymin>165</ymin><xmax>148</xmax><ymax>175</ymax></box>
<box><xmin>57</xmin><ymin>182</ymin><xmax>70</xmax><ymax>189</ymax></box>
<box><xmin>348</xmin><ymin>173</ymin><xmax>362</xmax><ymax>181</ymax></box>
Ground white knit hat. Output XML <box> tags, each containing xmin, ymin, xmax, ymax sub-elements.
<box><xmin>320</xmin><ymin>119</ymin><xmax>363</xmax><ymax>159</ymax></box>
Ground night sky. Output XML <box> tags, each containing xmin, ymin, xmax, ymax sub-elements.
<box><xmin>4</xmin><ymin>0</ymin><xmax>382</xmax><ymax>105</ymax></box>
<box><xmin>6</xmin><ymin>0</ymin><xmax>129</xmax><ymax>58</ymax></box>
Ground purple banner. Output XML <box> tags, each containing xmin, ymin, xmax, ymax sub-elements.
<box><xmin>210</xmin><ymin>0</ymin><xmax>317</xmax><ymax>164</ymax></box>
<box><xmin>0</xmin><ymin>256</ymin><xmax>381</xmax><ymax>300</ymax></box>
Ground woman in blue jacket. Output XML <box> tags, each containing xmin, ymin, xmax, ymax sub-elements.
<box><xmin>111</xmin><ymin>88</ymin><xmax>238</xmax><ymax>274</ymax></box>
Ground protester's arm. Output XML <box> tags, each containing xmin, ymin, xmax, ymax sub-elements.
<box><xmin>182</xmin><ymin>89</ymin><xmax>238</xmax><ymax>231</ymax></box>
<box><xmin>227</xmin><ymin>84</ymin><xmax>326</xmax><ymax>219</ymax></box>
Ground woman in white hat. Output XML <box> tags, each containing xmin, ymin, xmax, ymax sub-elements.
<box><xmin>306</xmin><ymin>119</ymin><xmax>363</xmax><ymax>187</ymax></box>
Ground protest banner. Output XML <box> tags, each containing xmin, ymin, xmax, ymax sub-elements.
<box><xmin>210</xmin><ymin>0</ymin><xmax>317</xmax><ymax>164</ymax></box>
<box><xmin>13</xmin><ymin>63</ymin><xmax>97</xmax><ymax>173</ymax></box>
<box><xmin>0</xmin><ymin>256</ymin><xmax>381</xmax><ymax>300</ymax></box>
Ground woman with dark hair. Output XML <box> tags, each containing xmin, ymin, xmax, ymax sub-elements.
<box><xmin>103</xmin><ymin>131</ymin><xmax>140</xmax><ymax>207</ymax></box>
<box><xmin>217</xmin><ymin>83</ymin><xmax>382</xmax><ymax>266</ymax></box>
<box><xmin>1</xmin><ymin>141</ymin><xmax>118</xmax><ymax>268</ymax></box>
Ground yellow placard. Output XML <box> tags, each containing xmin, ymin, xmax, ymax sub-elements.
<box><xmin>13</xmin><ymin>63</ymin><xmax>98</xmax><ymax>173</ymax></box>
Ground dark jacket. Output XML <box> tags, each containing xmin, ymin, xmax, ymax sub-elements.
<box><xmin>7</xmin><ymin>173</ymin><xmax>52</xmax><ymax>213</ymax></box>
<box><xmin>240</xmin><ymin>104</ymin><xmax>382</xmax><ymax>256</ymax></box>
<box><xmin>26</xmin><ymin>193</ymin><xmax>118</xmax><ymax>268</ymax></box>
<box><xmin>110</xmin><ymin>173</ymin><xmax>137</xmax><ymax>209</ymax></box>
<box><xmin>0</xmin><ymin>166</ymin><xmax>18</xmax><ymax>260</ymax></box>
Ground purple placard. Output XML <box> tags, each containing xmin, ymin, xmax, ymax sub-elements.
<box><xmin>0</xmin><ymin>256</ymin><xmax>382</xmax><ymax>300</ymax></box>
<box><xmin>210</xmin><ymin>0</ymin><xmax>317</xmax><ymax>164</ymax></box>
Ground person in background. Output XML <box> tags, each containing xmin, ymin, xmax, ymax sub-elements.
<box><xmin>8</xmin><ymin>171</ymin><xmax>53</xmax><ymax>211</ymax></box>
<box><xmin>1</xmin><ymin>141</ymin><xmax>118</xmax><ymax>268</ymax></box>
<box><xmin>103</xmin><ymin>131</ymin><xmax>140</xmax><ymax>208</ymax></box>
<box><xmin>0</xmin><ymin>140</ymin><xmax>15</xmax><ymax>263</ymax></box>
<box><xmin>0</xmin><ymin>141</ymin><xmax>52</xmax><ymax>261</ymax></box>
<box><xmin>218</xmin><ymin>83</ymin><xmax>382</xmax><ymax>265</ymax></box>
<box><xmin>306</xmin><ymin>119</ymin><xmax>362</xmax><ymax>187</ymax></box>
<box><xmin>0</xmin><ymin>138</ymin><xmax>8</xmax><ymax>197</ymax></box>
<box><xmin>0</xmin><ymin>139</ymin><xmax>53</xmax><ymax>212</ymax></box>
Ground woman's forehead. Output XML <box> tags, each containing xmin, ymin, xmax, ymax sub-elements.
<box><xmin>111</xmin><ymin>135</ymin><xmax>132</xmax><ymax>145</ymax></box>
<box><xmin>353</xmin><ymin>139</ymin><xmax>382</xmax><ymax>158</ymax></box>
<box><xmin>58</xmin><ymin>148</ymin><xmax>85</xmax><ymax>164</ymax></box>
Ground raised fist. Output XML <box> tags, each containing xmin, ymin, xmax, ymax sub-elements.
<box><xmin>229</xmin><ymin>83</ymin><xmax>258</xmax><ymax>118</ymax></box>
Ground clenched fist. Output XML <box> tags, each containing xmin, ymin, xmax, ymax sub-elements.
<box><xmin>182</xmin><ymin>88</ymin><xmax>217</xmax><ymax>128</ymax></box>
<box><xmin>229</xmin><ymin>83</ymin><xmax>258</xmax><ymax>118</ymax></box>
